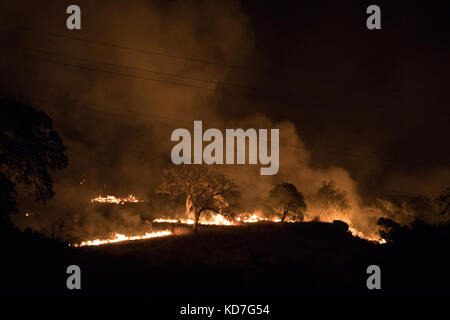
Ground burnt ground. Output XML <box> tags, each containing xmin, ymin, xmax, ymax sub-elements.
<box><xmin>1</xmin><ymin>221</ymin><xmax>449</xmax><ymax>300</ymax></box>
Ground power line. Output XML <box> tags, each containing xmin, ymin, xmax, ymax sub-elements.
<box><xmin>1</xmin><ymin>46</ymin><xmax>449</xmax><ymax>170</ymax></box>
<box><xmin>4</xmin><ymin>95</ymin><xmax>449</xmax><ymax>196</ymax></box>
<box><xmin>0</xmin><ymin>23</ymin><xmax>446</xmax><ymax>104</ymax></box>
<box><xmin>1</xmin><ymin>23</ymin><xmax>447</xmax><ymax>106</ymax></box>
<box><xmin>1</xmin><ymin>43</ymin><xmax>252</xmax><ymax>90</ymax></box>
<box><xmin>1</xmin><ymin>28</ymin><xmax>446</xmax><ymax>201</ymax></box>
<box><xmin>2</xmin><ymin>43</ymin><xmax>449</xmax><ymax>123</ymax></box>
<box><xmin>0</xmin><ymin>24</ymin><xmax>263</xmax><ymax>73</ymax></box>
<box><xmin>0</xmin><ymin>46</ymin><xmax>241</xmax><ymax>94</ymax></box>
<box><xmin>23</xmin><ymin>94</ymin><xmax>450</xmax><ymax>173</ymax></box>
<box><xmin>29</xmin><ymin>99</ymin><xmax>439</xmax><ymax>196</ymax></box>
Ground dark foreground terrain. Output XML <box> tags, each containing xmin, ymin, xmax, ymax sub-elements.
<box><xmin>1</xmin><ymin>221</ymin><xmax>449</xmax><ymax>300</ymax></box>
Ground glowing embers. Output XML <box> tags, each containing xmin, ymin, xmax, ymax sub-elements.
<box><xmin>348</xmin><ymin>226</ymin><xmax>386</xmax><ymax>244</ymax></box>
<box><xmin>153</xmin><ymin>212</ymin><xmax>293</xmax><ymax>226</ymax></box>
<box><xmin>153</xmin><ymin>212</ymin><xmax>386</xmax><ymax>244</ymax></box>
<box><xmin>235</xmin><ymin>213</ymin><xmax>287</xmax><ymax>223</ymax></box>
<box><xmin>90</xmin><ymin>194</ymin><xmax>144</xmax><ymax>205</ymax></box>
<box><xmin>73</xmin><ymin>230</ymin><xmax>172</xmax><ymax>247</ymax></box>
<box><xmin>153</xmin><ymin>214</ymin><xmax>233</xmax><ymax>226</ymax></box>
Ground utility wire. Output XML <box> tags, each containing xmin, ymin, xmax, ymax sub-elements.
<box><xmin>32</xmin><ymin>97</ymin><xmax>438</xmax><ymax>196</ymax></box>
<box><xmin>1</xmin><ymin>23</ymin><xmax>446</xmax><ymax>104</ymax></box>
<box><xmin>25</xmin><ymin>94</ymin><xmax>450</xmax><ymax>173</ymax></box>
<box><xmin>2</xmin><ymin>43</ymin><xmax>449</xmax><ymax>123</ymax></box>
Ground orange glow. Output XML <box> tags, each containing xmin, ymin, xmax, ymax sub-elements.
<box><xmin>153</xmin><ymin>211</ymin><xmax>386</xmax><ymax>244</ymax></box>
<box><xmin>348</xmin><ymin>226</ymin><xmax>386</xmax><ymax>244</ymax></box>
<box><xmin>90</xmin><ymin>194</ymin><xmax>144</xmax><ymax>204</ymax></box>
<box><xmin>72</xmin><ymin>230</ymin><xmax>172</xmax><ymax>247</ymax></box>
<box><xmin>84</xmin><ymin>195</ymin><xmax>385</xmax><ymax>245</ymax></box>
<box><xmin>153</xmin><ymin>214</ymin><xmax>233</xmax><ymax>226</ymax></box>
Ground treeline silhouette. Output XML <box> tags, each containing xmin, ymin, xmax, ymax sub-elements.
<box><xmin>378</xmin><ymin>217</ymin><xmax>450</xmax><ymax>248</ymax></box>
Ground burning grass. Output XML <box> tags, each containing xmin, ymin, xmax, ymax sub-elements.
<box><xmin>151</xmin><ymin>213</ymin><xmax>385</xmax><ymax>244</ymax></box>
<box><xmin>71</xmin><ymin>230</ymin><xmax>172</xmax><ymax>247</ymax></box>
<box><xmin>71</xmin><ymin>218</ymin><xmax>385</xmax><ymax>248</ymax></box>
<box><xmin>77</xmin><ymin>194</ymin><xmax>385</xmax><ymax>246</ymax></box>
<box><xmin>90</xmin><ymin>194</ymin><xmax>144</xmax><ymax>205</ymax></box>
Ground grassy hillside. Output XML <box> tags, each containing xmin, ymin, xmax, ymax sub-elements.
<box><xmin>1</xmin><ymin>221</ymin><xmax>448</xmax><ymax>299</ymax></box>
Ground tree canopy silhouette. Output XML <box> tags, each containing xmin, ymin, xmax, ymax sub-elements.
<box><xmin>374</xmin><ymin>193</ymin><xmax>436</xmax><ymax>225</ymax></box>
<box><xmin>436</xmin><ymin>187</ymin><xmax>450</xmax><ymax>215</ymax></box>
<box><xmin>156</xmin><ymin>165</ymin><xmax>240</xmax><ymax>232</ymax></box>
<box><xmin>0</xmin><ymin>98</ymin><xmax>68</xmax><ymax>227</ymax></box>
<box><xmin>265</xmin><ymin>183</ymin><xmax>306</xmax><ymax>222</ymax></box>
<box><xmin>313</xmin><ymin>181</ymin><xmax>350</xmax><ymax>215</ymax></box>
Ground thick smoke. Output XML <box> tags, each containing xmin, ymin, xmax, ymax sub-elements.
<box><xmin>1</xmin><ymin>1</ymin><xmax>448</xmax><ymax>240</ymax></box>
<box><xmin>1</xmin><ymin>0</ymin><xmax>257</xmax><ymax>239</ymax></box>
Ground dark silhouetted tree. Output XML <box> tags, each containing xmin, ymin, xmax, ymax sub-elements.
<box><xmin>313</xmin><ymin>181</ymin><xmax>350</xmax><ymax>215</ymax></box>
<box><xmin>375</xmin><ymin>193</ymin><xmax>435</xmax><ymax>225</ymax></box>
<box><xmin>0</xmin><ymin>98</ymin><xmax>68</xmax><ymax>228</ymax></box>
<box><xmin>0</xmin><ymin>174</ymin><xmax>16</xmax><ymax>229</ymax></box>
<box><xmin>436</xmin><ymin>187</ymin><xmax>450</xmax><ymax>215</ymax></box>
<box><xmin>377</xmin><ymin>216</ymin><xmax>449</xmax><ymax>247</ymax></box>
<box><xmin>265</xmin><ymin>183</ymin><xmax>306</xmax><ymax>222</ymax></box>
<box><xmin>377</xmin><ymin>217</ymin><xmax>409</xmax><ymax>244</ymax></box>
<box><xmin>156</xmin><ymin>165</ymin><xmax>240</xmax><ymax>232</ymax></box>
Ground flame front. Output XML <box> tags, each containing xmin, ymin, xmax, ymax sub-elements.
<box><xmin>154</xmin><ymin>212</ymin><xmax>295</xmax><ymax>226</ymax></box>
<box><xmin>153</xmin><ymin>215</ymin><xmax>233</xmax><ymax>225</ymax></box>
<box><xmin>73</xmin><ymin>230</ymin><xmax>172</xmax><ymax>247</ymax></box>
<box><xmin>348</xmin><ymin>226</ymin><xmax>386</xmax><ymax>244</ymax></box>
<box><xmin>91</xmin><ymin>194</ymin><xmax>143</xmax><ymax>205</ymax></box>
<box><xmin>83</xmin><ymin>194</ymin><xmax>386</xmax><ymax>246</ymax></box>
<box><xmin>153</xmin><ymin>212</ymin><xmax>386</xmax><ymax>244</ymax></box>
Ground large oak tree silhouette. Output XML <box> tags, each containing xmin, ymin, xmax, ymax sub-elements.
<box><xmin>0</xmin><ymin>97</ymin><xmax>68</xmax><ymax>228</ymax></box>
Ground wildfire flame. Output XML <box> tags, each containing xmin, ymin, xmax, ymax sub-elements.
<box><xmin>73</xmin><ymin>214</ymin><xmax>384</xmax><ymax>247</ymax></box>
<box><xmin>235</xmin><ymin>213</ymin><xmax>287</xmax><ymax>223</ymax></box>
<box><xmin>153</xmin><ymin>212</ymin><xmax>295</xmax><ymax>226</ymax></box>
<box><xmin>90</xmin><ymin>194</ymin><xmax>144</xmax><ymax>204</ymax></box>
<box><xmin>153</xmin><ymin>215</ymin><xmax>234</xmax><ymax>225</ymax></box>
<box><xmin>153</xmin><ymin>212</ymin><xmax>385</xmax><ymax>244</ymax></box>
<box><xmin>72</xmin><ymin>230</ymin><xmax>172</xmax><ymax>247</ymax></box>
<box><xmin>348</xmin><ymin>226</ymin><xmax>386</xmax><ymax>244</ymax></box>
<box><xmin>85</xmin><ymin>194</ymin><xmax>385</xmax><ymax>245</ymax></box>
